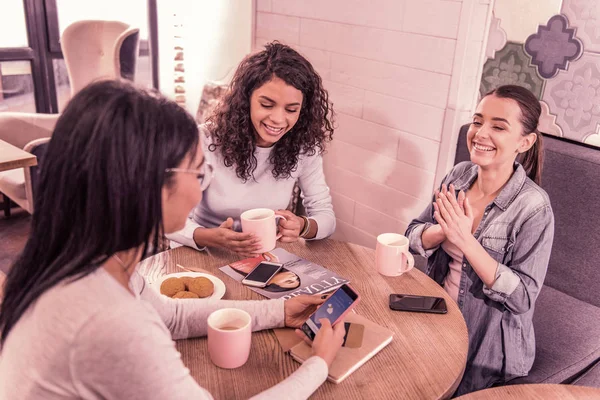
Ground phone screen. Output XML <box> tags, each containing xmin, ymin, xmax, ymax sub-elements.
<box><xmin>245</xmin><ymin>262</ymin><xmax>282</xmax><ymax>283</ymax></box>
<box><xmin>303</xmin><ymin>285</ymin><xmax>358</xmax><ymax>337</ymax></box>
<box><xmin>389</xmin><ymin>294</ymin><xmax>447</xmax><ymax>313</ymax></box>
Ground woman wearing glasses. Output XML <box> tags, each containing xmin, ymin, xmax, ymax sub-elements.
<box><xmin>167</xmin><ymin>42</ymin><xmax>336</xmax><ymax>256</ymax></box>
<box><xmin>0</xmin><ymin>81</ymin><xmax>345</xmax><ymax>399</ymax></box>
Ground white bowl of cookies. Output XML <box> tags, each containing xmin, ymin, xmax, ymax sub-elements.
<box><xmin>152</xmin><ymin>272</ymin><xmax>226</xmax><ymax>300</ymax></box>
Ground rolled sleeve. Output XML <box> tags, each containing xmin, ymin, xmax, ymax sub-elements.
<box><xmin>407</xmin><ymin>222</ymin><xmax>440</xmax><ymax>258</ymax></box>
<box><xmin>482</xmin><ymin>206</ymin><xmax>554</xmax><ymax>314</ymax></box>
<box><xmin>483</xmin><ymin>263</ymin><xmax>521</xmax><ymax>301</ymax></box>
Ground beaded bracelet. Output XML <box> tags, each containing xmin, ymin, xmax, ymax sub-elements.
<box><xmin>299</xmin><ymin>215</ymin><xmax>311</xmax><ymax>238</ymax></box>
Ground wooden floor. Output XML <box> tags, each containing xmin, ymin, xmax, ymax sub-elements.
<box><xmin>0</xmin><ymin>207</ymin><xmax>31</xmax><ymax>276</ymax></box>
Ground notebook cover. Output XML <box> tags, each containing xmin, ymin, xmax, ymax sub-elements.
<box><xmin>289</xmin><ymin>313</ymin><xmax>393</xmax><ymax>384</ymax></box>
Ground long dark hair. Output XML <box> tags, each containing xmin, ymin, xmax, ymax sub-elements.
<box><xmin>484</xmin><ymin>85</ymin><xmax>544</xmax><ymax>184</ymax></box>
<box><xmin>0</xmin><ymin>80</ymin><xmax>199</xmax><ymax>344</ymax></box>
<box><xmin>207</xmin><ymin>41</ymin><xmax>334</xmax><ymax>182</ymax></box>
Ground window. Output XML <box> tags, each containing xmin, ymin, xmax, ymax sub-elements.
<box><xmin>0</xmin><ymin>2</ymin><xmax>29</xmax><ymax>48</ymax></box>
<box><xmin>0</xmin><ymin>2</ymin><xmax>33</xmax><ymax>112</ymax></box>
<box><xmin>0</xmin><ymin>61</ymin><xmax>35</xmax><ymax>113</ymax></box>
<box><xmin>0</xmin><ymin>0</ymin><xmax>158</xmax><ymax>114</ymax></box>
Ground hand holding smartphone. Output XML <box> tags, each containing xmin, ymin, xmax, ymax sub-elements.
<box><xmin>241</xmin><ymin>261</ymin><xmax>283</xmax><ymax>288</ymax></box>
<box><xmin>389</xmin><ymin>294</ymin><xmax>447</xmax><ymax>314</ymax></box>
<box><xmin>301</xmin><ymin>284</ymin><xmax>360</xmax><ymax>340</ymax></box>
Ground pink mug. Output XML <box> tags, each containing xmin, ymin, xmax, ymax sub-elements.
<box><xmin>376</xmin><ymin>233</ymin><xmax>415</xmax><ymax>277</ymax></box>
<box><xmin>240</xmin><ymin>208</ymin><xmax>287</xmax><ymax>253</ymax></box>
<box><xmin>207</xmin><ymin>308</ymin><xmax>252</xmax><ymax>369</ymax></box>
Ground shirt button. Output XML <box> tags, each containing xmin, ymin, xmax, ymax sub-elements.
<box><xmin>460</xmin><ymin>289</ymin><xmax>465</xmax><ymax>294</ymax></box>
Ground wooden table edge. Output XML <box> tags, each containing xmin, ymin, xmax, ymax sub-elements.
<box><xmin>0</xmin><ymin>155</ymin><xmax>38</xmax><ymax>172</ymax></box>
<box><xmin>140</xmin><ymin>240</ymin><xmax>470</xmax><ymax>399</ymax></box>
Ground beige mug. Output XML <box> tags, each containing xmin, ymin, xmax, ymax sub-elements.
<box><xmin>207</xmin><ymin>308</ymin><xmax>252</xmax><ymax>369</ymax></box>
<box><xmin>240</xmin><ymin>208</ymin><xmax>287</xmax><ymax>253</ymax></box>
<box><xmin>376</xmin><ymin>233</ymin><xmax>415</xmax><ymax>277</ymax></box>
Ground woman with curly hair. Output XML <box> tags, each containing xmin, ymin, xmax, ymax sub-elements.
<box><xmin>168</xmin><ymin>42</ymin><xmax>336</xmax><ymax>255</ymax></box>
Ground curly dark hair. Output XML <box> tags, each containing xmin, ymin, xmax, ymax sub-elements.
<box><xmin>206</xmin><ymin>41</ymin><xmax>335</xmax><ymax>182</ymax></box>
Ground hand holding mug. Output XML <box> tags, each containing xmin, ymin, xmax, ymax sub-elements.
<box><xmin>241</xmin><ymin>209</ymin><xmax>287</xmax><ymax>253</ymax></box>
<box><xmin>275</xmin><ymin>210</ymin><xmax>305</xmax><ymax>243</ymax></box>
<box><xmin>203</xmin><ymin>218</ymin><xmax>263</xmax><ymax>257</ymax></box>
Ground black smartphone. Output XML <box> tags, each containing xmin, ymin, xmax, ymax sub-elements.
<box><xmin>389</xmin><ymin>294</ymin><xmax>448</xmax><ymax>314</ymax></box>
<box><xmin>241</xmin><ymin>261</ymin><xmax>283</xmax><ymax>288</ymax></box>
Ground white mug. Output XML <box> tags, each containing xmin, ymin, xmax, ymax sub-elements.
<box><xmin>375</xmin><ymin>233</ymin><xmax>415</xmax><ymax>277</ymax></box>
<box><xmin>240</xmin><ymin>208</ymin><xmax>287</xmax><ymax>253</ymax></box>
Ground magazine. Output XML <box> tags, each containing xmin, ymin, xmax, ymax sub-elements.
<box><xmin>219</xmin><ymin>248</ymin><xmax>349</xmax><ymax>300</ymax></box>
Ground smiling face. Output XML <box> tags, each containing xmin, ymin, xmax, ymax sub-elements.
<box><xmin>467</xmin><ymin>94</ymin><xmax>536</xmax><ymax>173</ymax></box>
<box><xmin>249</xmin><ymin>76</ymin><xmax>304</xmax><ymax>147</ymax></box>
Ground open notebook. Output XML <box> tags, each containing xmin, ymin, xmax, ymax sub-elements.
<box><xmin>289</xmin><ymin>313</ymin><xmax>393</xmax><ymax>384</ymax></box>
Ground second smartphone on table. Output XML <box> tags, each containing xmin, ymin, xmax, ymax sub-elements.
<box><xmin>389</xmin><ymin>294</ymin><xmax>447</xmax><ymax>314</ymax></box>
<box><xmin>241</xmin><ymin>261</ymin><xmax>283</xmax><ymax>288</ymax></box>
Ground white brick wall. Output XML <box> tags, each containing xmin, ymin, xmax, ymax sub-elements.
<box><xmin>253</xmin><ymin>0</ymin><xmax>491</xmax><ymax>249</ymax></box>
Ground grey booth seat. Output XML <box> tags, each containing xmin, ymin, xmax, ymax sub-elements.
<box><xmin>451</xmin><ymin>124</ymin><xmax>600</xmax><ymax>386</ymax></box>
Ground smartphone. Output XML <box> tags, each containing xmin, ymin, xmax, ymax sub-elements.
<box><xmin>301</xmin><ymin>284</ymin><xmax>360</xmax><ymax>340</ymax></box>
<box><xmin>241</xmin><ymin>261</ymin><xmax>283</xmax><ymax>288</ymax></box>
<box><xmin>389</xmin><ymin>294</ymin><xmax>448</xmax><ymax>314</ymax></box>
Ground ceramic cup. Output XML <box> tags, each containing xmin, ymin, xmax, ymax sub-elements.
<box><xmin>240</xmin><ymin>208</ymin><xmax>287</xmax><ymax>253</ymax></box>
<box><xmin>207</xmin><ymin>308</ymin><xmax>252</xmax><ymax>369</ymax></box>
<box><xmin>375</xmin><ymin>233</ymin><xmax>415</xmax><ymax>277</ymax></box>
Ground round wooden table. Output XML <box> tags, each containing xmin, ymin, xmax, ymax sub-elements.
<box><xmin>455</xmin><ymin>384</ymin><xmax>600</xmax><ymax>399</ymax></box>
<box><xmin>138</xmin><ymin>239</ymin><xmax>468</xmax><ymax>399</ymax></box>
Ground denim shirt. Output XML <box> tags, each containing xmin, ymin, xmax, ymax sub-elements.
<box><xmin>405</xmin><ymin>161</ymin><xmax>554</xmax><ymax>396</ymax></box>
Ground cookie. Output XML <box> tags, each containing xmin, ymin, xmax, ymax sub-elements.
<box><xmin>181</xmin><ymin>276</ymin><xmax>195</xmax><ymax>288</ymax></box>
<box><xmin>187</xmin><ymin>277</ymin><xmax>214</xmax><ymax>298</ymax></box>
<box><xmin>160</xmin><ymin>277</ymin><xmax>185</xmax><ymax>297</ymax></box>
<box><xmin>172</xmin><ymin>291</ymin><xmax>200</xmax><ymax>299</ymax></box>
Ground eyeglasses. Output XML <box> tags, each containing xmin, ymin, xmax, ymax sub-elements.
<box><xmin>166</xmin><ymin>163</ymin><xmax>214</xmax><ymax>190</ymax></box>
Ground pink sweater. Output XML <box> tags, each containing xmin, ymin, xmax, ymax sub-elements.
<box><xmin>0</xmin><ymin>269</ymin><xmax>328</xmax><ymax>399</ymax></box>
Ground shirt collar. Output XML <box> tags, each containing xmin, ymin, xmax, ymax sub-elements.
<box><xmin>451</xmin><ymin>162</ymin><xmax>527</xmax><ymax>212</ymax></box>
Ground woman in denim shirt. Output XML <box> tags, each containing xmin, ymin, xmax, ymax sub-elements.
<box><xmin>406</xmin><ymin>85</ymin><xmax>554</xmax><ymax>396</ymax></box>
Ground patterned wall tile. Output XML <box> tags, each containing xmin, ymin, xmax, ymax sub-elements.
<box><xmin>525</xmin><ymin>15</ymin><xmax>583</xmax><ymax>79</ymax></box>
<box><xmin>583</xmin><ymin>124</ymin><xmax>600</xmax><ymax>147</ymax></box>
<box><xmin>480</xmin><ymin>42</ymin><xmax>545</xmax><ymax>98</ymax></box>
<box><xmin>486</xmin><ymin>14</ymin><xmax>508</xmax><ymax>59</ymax></box>
<box><xmin>542</xmin><ymin>52</ymin><xmax>600</xmax><ymax>142</ymax></box>
<box><xmin>562</xmin><ymin>0</ymin><xmax>600</xmax><ymax>53</ymax></box>
<box><xmin>539</xmin><ymin>101</ymin><xmax>564</xmax><ymax>137</ymax></box>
